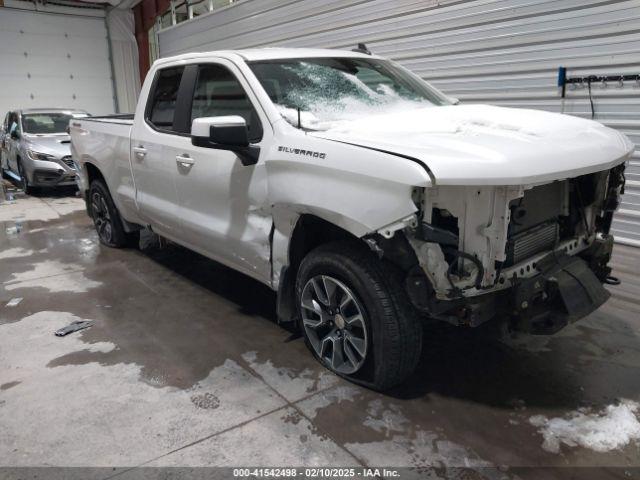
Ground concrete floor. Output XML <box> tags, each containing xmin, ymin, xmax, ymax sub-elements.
<box><xmin>1</xmin><ymin>181</ymin><xmax>640</xmax><ymax>479</ymax></box>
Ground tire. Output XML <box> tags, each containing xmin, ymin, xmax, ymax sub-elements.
<box><xmin>0</xmin><ymin>158</ymin><xmax>8</xmax><ymax>180</ymax></box>
<box><xmin>17</xmin><ymin>160</ymin><xmax>36</xmax><ymax>195</ymax></box>
<box><xmin>89</xmin><ymin>179</ymin><xmax>137</xmax><ymax>248</ymax></box>
<box><xmin>296</xmin><ymin>241</ymin><xmax>423</xmax><ymax>391</ymax></box>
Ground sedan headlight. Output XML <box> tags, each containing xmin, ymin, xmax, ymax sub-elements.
<box><xmin>27</xmin><ymin>149</ymin><xmax>55</xmax><ymax>161</ymax></box>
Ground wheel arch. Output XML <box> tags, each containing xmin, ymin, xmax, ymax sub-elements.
<box><xmin>83</xmin><ymin>162</ymin><xmax>107</xmax><ymax>216</ymax></box>
<box><xmin>272</xmin><ymin>207</ymin><xmax>423</xmax><ymax>324</ymax></box>
<box><xmin>84</xmin><ymin>162</ymin><xmax>140</xmax><ymax>233</ymax></box>
<box><xmin>84</xmin><ymin>161</ymin><xmax>106</xmax><ymax>185</ymax></box>
<box><xmin>273</xmin><ymin>211</ymin><xmax>360</xmax><ymax>324</ymax></box>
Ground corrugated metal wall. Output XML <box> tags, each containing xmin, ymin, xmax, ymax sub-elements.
<box><xmin>158</xmin><ymin>0</ymin><xmax>640</xmax><ymax>247</ymax></box>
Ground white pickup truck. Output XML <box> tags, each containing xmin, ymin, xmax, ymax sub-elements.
<box><xmin>70</xmin><ymin>47</ymin><xmax>633</xmax><ymax>390</ymax></box>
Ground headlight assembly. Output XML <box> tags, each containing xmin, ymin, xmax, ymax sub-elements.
<box><xmin>27</xmin><ymin>149</ymin><xmax>55</xmax><ymax>161</ymax></box>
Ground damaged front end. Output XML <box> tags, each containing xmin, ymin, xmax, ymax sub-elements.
<box><xmin>372</xmin><ymin>164</ymin><xmax>625</xmax><ymax>334</ymax></box>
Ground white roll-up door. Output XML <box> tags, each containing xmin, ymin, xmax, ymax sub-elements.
<box><xmin>158</xmin><ymin>0</ymin><xmax>640</xmax><ymax>246</ymax></box>
<box><xmin>0</xmin><ymin>6</ymin><xmax>116</xmax><ymax>116</ymax></box>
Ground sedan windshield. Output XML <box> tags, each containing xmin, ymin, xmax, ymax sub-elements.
<box><xmin>22</xmin><ymin>112</ymin><xmax>87</xmax><ymax>134</ymax></box>
<box><xmin>249</xmin><ymin>57</ymin><xmax>451</xmax><ymax>130</ymax></box>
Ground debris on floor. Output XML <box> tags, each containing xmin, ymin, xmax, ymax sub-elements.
<box><xmin>529</xmin><ymin>399</ymin><xmax>640</xmax><ymax>453</ymax></box>
<box><xmin>5</xmin><ymin>297</ymin><xmax>23</xmax><ymax>307</ymax></box>
<box><xmin>54</xmin><ymin>320</ymin><xmax>94</xmax><ymax>337</ymax></box>
<box><xmin>5</xmin><ymin>220</ymin><xmax>23</xmax><ymax>235</ymax></box>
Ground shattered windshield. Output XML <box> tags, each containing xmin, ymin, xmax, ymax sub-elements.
<box><xmin>248</xmin><ymin>57</ymin><xmax>450</xmax><ymax>130</ymax></box>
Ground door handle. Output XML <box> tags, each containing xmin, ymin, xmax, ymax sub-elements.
<box><xmin>176</xmin><ymin>154</ymin><xmax>195</xmax><ymax>168</ymax></box>
<box><xmin>132</xmin><ymin>146</ymin><xmax>147</xmax><ymax>160</ymax></box>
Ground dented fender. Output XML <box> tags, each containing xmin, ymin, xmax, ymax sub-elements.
<box><xmin>267</xmin><ymin>124</ymin><xmax>432</xmax><ymax>289</ymax></box>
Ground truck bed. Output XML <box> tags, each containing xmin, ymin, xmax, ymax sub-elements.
<box><xmin>80</xmin><ymin>114</ymin><xmax>134</xmax><ymax>125</ymax></box>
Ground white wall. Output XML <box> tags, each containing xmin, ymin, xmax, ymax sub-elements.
<box><xmin>107</xmin><ymin>8</ymin><xmax>141</xmax><ymax>113</ymax></box>
<box><xmin>0</xmin><ymin>2</ymin><xmax>116</xmax><ymax>116</ymax></box>
<box><xmin>157</xmin><ymin>0</ymin><xmax>640</xmax><ymax>246</ymax></box>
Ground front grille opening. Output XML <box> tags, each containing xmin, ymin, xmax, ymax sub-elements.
<box><xmin>505</xmin><ymin>182</ymin><xmax>565</xmax><ymax>267</ymax></box>
<box><xmin>504</xmin><ymin>172</ymin><xmax>604</xmax><ymax>268</ymax></box>
<box><xmin>61</xmin><ymin>156</ymin><xmax>76</xmax><ymax>169</ymax></box>
<box><xmin>34</xmin><ymin>171</ymin><xmax>63</xmax><ymax>183</ymax></box>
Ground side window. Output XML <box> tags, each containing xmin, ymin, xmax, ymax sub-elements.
<box><xmin>9</xmin><ymin>113</ymin><xmax>19</xmax><ymax>134</ymax></box>
<box><xmin>146</xmin><ymin>67</ymin><xmax>185</xmax><ymax>132</ymax></box>
<box><xmin>191</xmin><ymin>64</ymin><xmax>263</xmax><ymax>143</ymax></box>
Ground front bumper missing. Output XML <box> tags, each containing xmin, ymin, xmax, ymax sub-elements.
<box><xmin>418</xmin><ymin>237</ymin><xmax>614</xmax><ymax>334</ymax></box>
<box><xmin>510</xmin><ymin>253</ymin><xmax>610</xmax><ymax>334</ymax></box>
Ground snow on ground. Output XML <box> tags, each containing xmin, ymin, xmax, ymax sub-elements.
<box><xmin>529</xmin><ymin>400</ymin><xmax>640</xmax><ymax>453</ymax></box>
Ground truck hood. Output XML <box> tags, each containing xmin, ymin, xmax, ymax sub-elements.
<box><xmin>23</xmin><ymin>134</ymin><xmax>71</xmax><ymax>159</ymax></box>
<box><xmin>310</xmin><ymin>105</ymin><xmax>634</xmax><ymax>185</ymax></box>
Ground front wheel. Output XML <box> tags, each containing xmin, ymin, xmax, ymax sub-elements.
<box><xmin>17</xmin><ymin>160</ymin><xmax>36</xmax><ymax>195</ymax></box>
<box><xmin>296</xmin><ymin>242</ymin><xmax>423</xmax><ymax>391</ymax></box>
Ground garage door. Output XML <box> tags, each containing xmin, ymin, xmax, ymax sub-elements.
<box><xmin>157</xmin><ymin>0</ymin><xmax>640</xmax><ymax>246</ymax></box>
<box><xmin>0</xmin><ymin>7</ymin><xmax>116</xmax><ymax>116</ymax></box>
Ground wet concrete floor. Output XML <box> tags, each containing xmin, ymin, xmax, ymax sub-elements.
<box><xmin>1</xmin><ymin>181</ymin><xmax>640</xmax><ymax>479</ymax></box>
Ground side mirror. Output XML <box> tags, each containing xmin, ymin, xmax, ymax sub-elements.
<box><xmin>191</xmin><ymin>116</ymin><xmax>259</xmax><ymax>166</ymax></box>
<box><xmin>10</xmin><ymin>130</ymin><xmax>19</xmax><ymax>139</ymax></box>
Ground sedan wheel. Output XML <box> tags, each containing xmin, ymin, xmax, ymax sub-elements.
<box><xmin>17</xmin><ymin>162</ymin><xmax>33</xmax><ymax>195</ymax></box>
<box><xmin>301</xmin><ymin>275</ymin><xmax>368</xmax><ymax>375</ymax></box>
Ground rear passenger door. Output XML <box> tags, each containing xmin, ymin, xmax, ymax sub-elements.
<box><xmin>130</xmin><ymin>66</ymin><xmax>186</xmax><ymax>237</ymax></box>
<box><xmin>164</xmin><ymin>59</ymin><xmax>272</xmax><ymax>283</ymax></box>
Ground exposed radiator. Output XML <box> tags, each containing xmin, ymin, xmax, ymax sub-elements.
<box><xmin>505</xmin><ymin>221</ymin><xmax>559</xmax><ymax>266</ymax></box>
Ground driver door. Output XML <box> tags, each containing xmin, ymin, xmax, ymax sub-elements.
<box><xmin>165</xmin><ymin>60</ymin><xmax>272</xmax><ymax>283</ymax></box>
<box><xmin>6</xmin><ymin>112</ymin><xmax>20</xmax><ymax>174</ymax></box>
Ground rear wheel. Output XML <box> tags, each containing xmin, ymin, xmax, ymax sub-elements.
<box><xmin>296</xmin><ymin>242</ymin><xmax>423</xmax><ymax>391</ymax></box>
<box><xmin>89</xmin><ymin>180</ymin><xmax>137</xmax><ymax>248</ymax></box>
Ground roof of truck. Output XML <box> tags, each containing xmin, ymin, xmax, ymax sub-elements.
<box><xmin>153</xmin><ymin>47</ymin><xmax>382</xmax><ymax>67</ymax></box>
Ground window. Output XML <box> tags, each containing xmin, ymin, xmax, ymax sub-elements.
<box><xmin>21</xmin><ymin>113</ymin><xmax>79</xmax><ymax>134</ymax></box>
<box><xmin>191</xmin><ymin>64</ymin><xmax>263</xmax><ymax>143</ymax></box>
<box><xmin>9</xmin><ymin>112</ymin><xmax>20</xmax><ymax>135</ymax></box>
<box><xmin>147</xmin><ymin>67</ymin><xmax>185</xmax><ymax>132</ymax></box>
